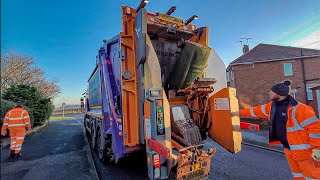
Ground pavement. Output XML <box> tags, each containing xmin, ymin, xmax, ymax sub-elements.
<box><xmin>0</xmin><ymin>114</ymin><xmax>98</xmax><ymax>180</ymax></box>
<box><xmin>241</xmin><ymin>129</ymin><xmax>285</xmax><ymax>152</ymax></box>
<box><xmin>1</xmin><ymin>121</ymin><xmax>49</xmax><ymax>149</ymax></box>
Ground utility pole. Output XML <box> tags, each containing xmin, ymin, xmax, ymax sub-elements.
<box><xmin>62</xmin><ymin>102</ymin><xmax>66</xmax><ymax>117</ymax></box>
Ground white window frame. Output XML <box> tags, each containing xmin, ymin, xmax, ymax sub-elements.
<box><xmin>283</xmin><ymin>62</ymin><xmax>293</xmax><ymax>76</ymax></box>
<box><xmin>306</xmin><ymin>85</ymin><xmax>314</xmax><ymax>101</ymax></box>
<box><xmin>226</xmin><ymin>71</ymin><xmax>230</xmax><ymax>82</ymax></box>
<box><xmin>290</xmin><ymin>88</ymin><xmax>297</xmax><ymax>99</ymax></box>
<box><xmin>226</xmin><ymin>69</ymin><xmax>235</xmax><ymax>82</ymax></box>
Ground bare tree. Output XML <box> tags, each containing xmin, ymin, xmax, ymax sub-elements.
<box><xmin>1</xmin><ymin>51</ymin><xmax>60</xmax><ymax>99</ymax></box>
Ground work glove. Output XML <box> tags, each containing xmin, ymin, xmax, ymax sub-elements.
<box><xmin>312</xmin><ymin>148</ymin><xmax>320</xmax><ymax>168</ymax></box>
<box><xmin>1</xmin><ymin>131</ymin><xmax>6</xmax><ymax>136</ymax></box>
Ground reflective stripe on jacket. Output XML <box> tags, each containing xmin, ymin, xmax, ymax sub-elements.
<box><xmin>239</xmin><ymin>95</ymin><xmax>320</xmax><ymax>160</ymax></box>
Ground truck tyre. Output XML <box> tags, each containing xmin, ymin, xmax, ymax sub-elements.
<box><xmin>103</xmin><ymin>135</ymin><xmax>115</xmax><ymax>164</ymax></box>
<box><xmin>177</xmin><ymin>38</ymin><xmax>185</xmax><ymax>48</ymax></box>
<box><xmin>97</xmin><ymin>129</ymin><xmax>106</xmax><ymax>161</ymax></box>
<box><xmin>91</xmin><ymin>126</ymin><xmax>97</xmax><ymax>151</ymax></box>
<box><xmin>168</xmin><ymin>166</ymin><xmax>177</xmax><ymax>180</ymax></box>
<box><xmin>84</xmin><ymin>117</ymin><xmax>89</xmax><ymax>135</ymax></box>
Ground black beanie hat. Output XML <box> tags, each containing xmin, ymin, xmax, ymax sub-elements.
<box><xmin>15</xmin><ymin>101</ymin><xmax>23</xmax><ymax>107</ymax></box>
<box><xmin>271</xmin><ymin>80</ymin><xmax>292</xmax><ymax>96</ymax></box>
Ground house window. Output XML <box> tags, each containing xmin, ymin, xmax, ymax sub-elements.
<box><xmin>306</xmin><ymin>85</ymin><xmax>313</xmax><ymax>100</ymax></box>
<box><xmin>283</xmin><ymin>62</ymin><xmax>293</xmax><ymax>76</ymax></box>
<box><xmin>231</xmin><ymin>70</ymin><xmax>234</xmax><ymax>81</ymax></box>
<box><xmin>226</xmin><ymin>70</ymin><xmax>234</xmax><ymax>82</ymax></box>
<box><xmin>290</xmin><ymin>88</ymin><xmax>297</xmax><ymax>99</ymax></box>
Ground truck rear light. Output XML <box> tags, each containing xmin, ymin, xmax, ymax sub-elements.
<box><xmin>153</xmin><ymin>154</ymin><xmax>160</xmax><ymax>168</ymax></box>
<box><xmin>153</xmin><ymin>154</ymin><xmax>160</xmax><ymax>178</ymax></box>
<box><xmin>147</xmin><ymin>155</ymin><xmax>151</xmax><ymax>164</ymax></box>
<box><xmin>156</xmin><ymin>100</ymin><xmax>162</xmax><ymax>106</ymax></box>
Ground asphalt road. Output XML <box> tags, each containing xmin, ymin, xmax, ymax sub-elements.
<box><xmin>205</xmin><ymin>139</ymin><xmax>291</xmax><ymax>180</ymax></box>
<box><xmin>86</xmin><ymin>116</ymin><xmax>292</xmax><ymax>180</ymax></box>
<box><xmin>90</xmin><ymin>139</ymin><xmax>292</xmax><ymax>180</ymax></box>
<box><xmin>0</xmin><ymin>114</ymin><xmax>97</xmax><ymax>180</ymax></box>
<box><xmin>1</xmin><ymin>113</ymin><xmax>292</xmax><ymax>180</ymax></box>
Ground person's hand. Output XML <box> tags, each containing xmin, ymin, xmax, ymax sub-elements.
<box><xmin>313</xmin><ymin>159</ymin><xmax>320</xmax><ymax>168</ymax></box>
<box><xmin>1</xmin><ymin>131</ymin><xmax>6</xmax><ymax>136</ymax></box>
<box><xmin>25</xmin><ymin>127</ymin><xmax>31</xmax><ymax>132</ymax></box>
<box><xmin>312</xmin><ymin>148</ymin><xmax>320</xmax><ymax>168</ymax></box>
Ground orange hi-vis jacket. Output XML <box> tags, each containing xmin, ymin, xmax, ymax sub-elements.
<box><xmin>1</xmin><ymin>107</ymin><xmax>31</xmax><ymax>133</ymax></box>
<box><xmin>239</xmin><ymin>95</ymin><xmax>320</xmax><ymax>160</ymax></box>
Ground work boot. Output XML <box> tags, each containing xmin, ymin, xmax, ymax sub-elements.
<box><xmin>15</xmin><ymin>152</ymin><xmax>21</xmax><ymax>158</ymax></box>
<box><xmin>10</xmin><ymin>150</ymin><xmax>15</xmax><ymax>158</ymax></box>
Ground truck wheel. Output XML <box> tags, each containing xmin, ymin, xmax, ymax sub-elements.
<box><xmin>177</xmin><ymin>38</ymin><xmax>185</xmax><ymax>48</ymax></box>
<box><xmin>168</xmin><ymin>168</ymin><xmax>177</xmax><ymax>180</ymax></box>
<box><xmin>84</xmin><ymin>118</ymin><xmax>89</xmax><ymax>135</ymax></box>
<box><xmin>97</xmin><ymin>129</ymin><xmax>106</xmax><ymax>160</ymax></box>
<box><xmin>91</xmin><ymin>126</ymin><xmax>97</xmax><ymax>151</ymax></box>
<box><xmin>103</xmin><ymin>135</ymin><xmax>115</xmax><ymax>164</ymax></box>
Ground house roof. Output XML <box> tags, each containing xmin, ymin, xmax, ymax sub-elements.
<box><xmin>229</xmin><ymin>43</ymin><xmax>320</xmax><ymax>66</ymax></box>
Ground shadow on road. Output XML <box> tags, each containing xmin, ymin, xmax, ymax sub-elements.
<box><xmin>86</xmin><ymin>133</ymin><xmax>149</xmax><ymax>180</ymax></box>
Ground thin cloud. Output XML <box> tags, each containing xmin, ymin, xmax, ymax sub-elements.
<box><xmin>292</xmin><ymin>30</ymin><xmax>320</xmax><ymax>49</ymax></box>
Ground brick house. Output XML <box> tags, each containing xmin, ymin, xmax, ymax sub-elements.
<box><xmin>227</xmin><ymin>43</ymin><xmax>320</xmax><ymax>114</ymax></box>
<box><xmin>310</xmin><ymin>86</ymin><xmax>320</xmax><ymax>117</ymax></box>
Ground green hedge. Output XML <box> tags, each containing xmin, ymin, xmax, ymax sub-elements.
<box><xmin>2</xmin><ymin>85</ymin><xmax>53</xmax><ymax>127</ymax></box>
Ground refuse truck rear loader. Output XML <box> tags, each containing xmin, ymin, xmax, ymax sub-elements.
<box><xmin>84</xmin><ymin>1</ymin><xmax>247</xmax><ymax>179</ymax></box>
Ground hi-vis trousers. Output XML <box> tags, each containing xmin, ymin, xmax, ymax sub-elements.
<box><xmin>9</xmin><ymin>128</ymin><xmax>26</xmax><ymax>153</ymax></box>
<box><xmin>284</xmin><ymin>148</ymin><xmax>320</xmax><ymax>179</ymax></box>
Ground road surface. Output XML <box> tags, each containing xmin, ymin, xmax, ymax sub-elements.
<box><xmin>0</xmin><ymin>114</ymin><xmax>97</xmax><ymax>180</ymax></box>
<box><xmin>1</xmin><ymin>113</ymin><xmax>291</xmax><ymax>180</ymax></box>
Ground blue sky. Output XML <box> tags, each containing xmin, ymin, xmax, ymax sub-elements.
<box><xmin>2</xmin><ymin>0</ymin><xmax>320</xmax><ymax>106</ymax></box>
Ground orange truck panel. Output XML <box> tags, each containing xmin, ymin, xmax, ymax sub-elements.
<box><xmin>121</xmin><ymin>6</ymin><xmax>140</xmax><ymax>147</ymax></box>
<box><xmin>208</xmin><ymin>87</ymin><xmax>242</xmax><ymax>153</ymax></box>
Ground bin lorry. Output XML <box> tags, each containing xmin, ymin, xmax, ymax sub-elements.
<box><xmin>84</xmin><ymin>1</ymin><xmax>247</xmax><ymax>179</ymax></box>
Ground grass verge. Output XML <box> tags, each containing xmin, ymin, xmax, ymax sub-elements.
<box><xmin>49</xmin><ymin>116</ymin><xmax>75</xmax><ymax>121</ymax></box>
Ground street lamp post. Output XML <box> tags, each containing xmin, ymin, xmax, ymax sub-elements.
<box><xmin>62</xmin><ymin>102</ymin><xmax>66</xmax><ymax>117</ymax></box>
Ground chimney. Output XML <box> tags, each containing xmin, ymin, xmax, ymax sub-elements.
<box><xmin>242</xmin><ymin>44</ymin><xmax>249</xmax><ymax>54</ymax></box>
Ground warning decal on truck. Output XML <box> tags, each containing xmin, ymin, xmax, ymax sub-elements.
<box><xmin>214</xmin><ymin>98</ymin><xmax>230</xmax><ymax>110</ymax></box>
